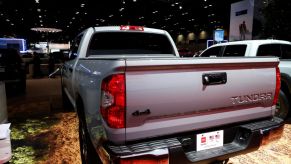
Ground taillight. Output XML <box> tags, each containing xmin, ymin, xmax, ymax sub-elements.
<box><xmin>101</xmin><ymin>74</ymin><xmax>125</xmax><ymax>128</ymax></box>
<box><xmin>120</xmin><ymin>25</ymin><xmax>144</xmax><ymax>31</ymax></box>
<box><xmin>273</xmin><ymin>67</ymin><xmax>281</xmax><ymax>106</ymax></box>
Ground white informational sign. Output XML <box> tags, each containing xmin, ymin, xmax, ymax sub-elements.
<box><xmin>229</xmin><ymin>0</ymin><xmax>254</xmax><ymax>41</ymax></box>
<box><xmin>196</xmin><ymin>130</ymin><xmax>224</xmax><ymax>151</ymax></box>
<box><xmin>214</xmin><ymin>30</ymin><xmax>224</xmax><ymax>42</ymax></box>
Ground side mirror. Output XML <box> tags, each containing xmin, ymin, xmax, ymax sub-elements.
<box><xmin>69</xmin><ymin>53</ymin><xmax>77</xmax><ymax>60</ymax></box>
<box><xmin>63</xmin><ymin>53</ymin><xmax>70</xmax><ymax>62</ymax></box>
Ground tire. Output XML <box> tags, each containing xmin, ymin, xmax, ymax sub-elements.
<box><xmin>275</xmin><ymin>90</ymin><xmax>290</xmax><ymax>120</ymax></box>
<box><xmin>79</xmin><ymin>118</ymin><xmax>101</xmax><ymax>164</ymax></box>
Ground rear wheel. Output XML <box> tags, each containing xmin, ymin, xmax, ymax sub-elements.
<box><xmin>211</xmin><ymin>159</ymin><xmax>229</xmax><ymax>164</ymax></box>
<box><xmin>79</xmin><ymin>118</ymin><xmax>101</xmax><ymax>164</ymax></box>
<box><xmin>275</xmin><ymin>90</ymin><xmax>289</xmax><ymax>120</ymax></box>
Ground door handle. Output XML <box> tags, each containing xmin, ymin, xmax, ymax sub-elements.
<box><xmin>202</xmin><ymin>72</ymin><xmax>227</xmax><ymax>85</ymax></box>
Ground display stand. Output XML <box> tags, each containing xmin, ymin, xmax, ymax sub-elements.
<box><xmin>0</xmin><ymin>135</ymin><xmax>12</xmax><ymax>163</ymax></box>
<box><xmin>0</xmin><ymin>82</ymin><xmax>12</xmax><ymax>163</ymax></box>
<box><xmin>0</xmin><ymin>82</ymin><xmax>7</xmax><ymax>123</ymax></box>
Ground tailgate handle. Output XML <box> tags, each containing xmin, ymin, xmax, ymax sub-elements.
<box><xmin>202</xmin><ymin>72</ymin><xmax>227</xmax><ymax>85</ymax></box>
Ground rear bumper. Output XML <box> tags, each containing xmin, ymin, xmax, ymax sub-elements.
<box><xmin>99</xmin><ymin>117</ymin><xmax>284</xmax><ymax>164</ymax></box>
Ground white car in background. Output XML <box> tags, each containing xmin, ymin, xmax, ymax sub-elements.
<box><xmin>200</xmin><ymin>39</ymin><xmax>291</xmax><ymax>120</ymax></box>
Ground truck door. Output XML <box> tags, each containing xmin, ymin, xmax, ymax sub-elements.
<box><xmin>62</xmin><ymin>34</ymin><xmax>83</xmax><ymax>101</ymax></box>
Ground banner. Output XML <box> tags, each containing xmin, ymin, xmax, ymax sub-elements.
<box><xmin>229</xmin><ymin>0</ymin><xmax>254</xmax><ymax>41</ymax></box>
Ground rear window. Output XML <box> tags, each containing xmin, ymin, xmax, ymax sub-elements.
<box><xmin>222</xmin><ymin>45</ymin><xmax>247</xmax><ymax>57</ymax></box>
<box><xmin>87</xmin><ymin>32</ymin><xmax>175</xmax><ymax>56</ymax></box>
<box><xmin>257</xmin><ymin>44</ymin><xmax>281</xmax><ymax>57</ymax></box>
<box><xmin>281</xmin><ymin>44</ymin><xmax>291</xmax><ymax>59</ymax></box>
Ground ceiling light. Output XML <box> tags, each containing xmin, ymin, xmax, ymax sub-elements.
<box><xmin>119</xmin><ymin>8</ymin><xmax>124</xmax><ymax>12</ymax></box>
<box><xmin>72</xmin><ymin>17</ymin><xmax>75</xmax><ymax>20</ymax></box>
<box><xmin>11</xmin><ymin>23</ymin><xmax>14</xmax><ymax>26</ymax></box>
<box><xmin>209</xmin><ymin>4</ymin><xmax>212</xmax><ymax>7</ymax></box>
<box><xmin>171</xmin><ymin>4</ymin><xmax>175</xmax><ymax>7</ymax></box>
<box><xmin>39</xmin><ymin>15</ymin><xmax>42</xmax><ymax>18</ymax></box>
<box><xmin>35</xmin><ymin>0</ymin><xmax>39</xmax><ymax>3</ymax></box>
<box><xmin>81</xmin><ymin>3</ymin><xmax>85</xmax><ymax>7</ymax></box>
<box><xmin>175</xmin><ymin>2</ymin><xmax>179</xmax><ymax>5</ymax></box>
<box><xmin>56</xmin><ymin>20</ymin><xmax>58</xmax><ymax>23</ymax></box>
<box><xmin>37</xmin><ymin>9</ymin><xmax>41</xmax><ymax>12</ymax></box>
<box><xmin>6</xmin><ymin>19</ymin><xmax>9</xmax><ymax>22</ymax></box>
<box><xmin>67</xmin><ymin>25</ymin><xmax>70</xmax><ymax>28</ymax></box>
<box><xmin>109</xmin><ymin>15</ymin><xmax>114</xmax><ymax>17</ymax></box>
<box><xmin>76</xmin><ymin>11</ymin><xmax>79</xmax><ymax>14</ymax></box>
<box><xmin>133</xmin><ymin>0</ymin><xmax>137</xmax><ymax>2</ymax></box>
<box><xmin>41</xmin><ymin>24</ymin><xmax>43</xmax><ymax>26</ymax></box>
<box><xmin>40</xmin><ymin>20</ymin><xmax>43</xmax><ymax>22</ymax></box>
<box><xmin>84</xmin><ymin>12</ymin><xmax>87</xmax><ymax>15</ymax></box>
<box><xmin>179</xmin><ymin>6</ymin><xmax>182</xmax><ymax>9</ymax></box>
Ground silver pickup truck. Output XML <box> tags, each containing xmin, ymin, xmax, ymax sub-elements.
<box><xmin>61</xmin><ymin>26</ymin><xmax>284</xmax><ymax>164</ymax></box>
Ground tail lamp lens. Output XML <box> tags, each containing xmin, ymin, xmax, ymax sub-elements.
<box><xmin>101</xmin><ymin>74</ymin><xmax>125</xmax><ymax>128</ymax></box>
<box><xmin>273</xmin><ymin>67</ymin><xmax>280</xmax><ymax>106</ymax></box>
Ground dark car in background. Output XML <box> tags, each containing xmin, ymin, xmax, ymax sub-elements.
<box><xmin>0</xmin><ymin>48</ymin><xmax>26</xmax><ymax>95</ymax></box>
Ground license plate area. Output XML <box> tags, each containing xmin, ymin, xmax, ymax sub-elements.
<box><xmin>196</xmin><ymin>130</ymin><xmax>224</xmax><ymax>151</ymax></box>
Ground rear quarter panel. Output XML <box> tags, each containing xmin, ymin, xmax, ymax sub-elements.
<box><xmin>74</xmin><ymin>59</ymin><xmax>126</xmax><ymax>145</ymax></box>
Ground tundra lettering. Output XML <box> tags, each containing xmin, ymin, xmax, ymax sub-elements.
<box><xmin>231</xmin><ymin>92</ymin><xmax>272</xmax><ymax>105</ymax></box>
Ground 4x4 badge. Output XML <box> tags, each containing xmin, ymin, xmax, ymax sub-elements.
<box><xmin>132</xmin><ymin>109</ymin><xmax>151</xmax><ymax>116</ymax></box>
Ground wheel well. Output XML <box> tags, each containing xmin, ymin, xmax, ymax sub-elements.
<box><xmin>281</xmin><ymin>81</ymin><xmax>291</xmax><ymax>102</ymax></box>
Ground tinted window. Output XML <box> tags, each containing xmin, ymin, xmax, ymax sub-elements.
<box><xmin>200</xmin><ymin>46</ymin><xmax>222</xmax><ymax>57</ymax></box>
<box><xmin>257</xmin><ymin>44</ymin><xmax>281</xmax><ymax>57</ymax></box>
<box><xmin>222</xmin><ymin>45</ymin><xmax>247</xmax><ymax>56</ymax></box>
<box><xmin>69</xmin><ymin>34</ymin><xmax>83</xmax><ymax>60</ymax></box>
<box><xmin>281</xmin><ymin>44</ymin><xmax>291</xmax><ymax>59</ymax></box>
<box><xmin>88</xmin><ymin>32</ymin><xmax>174</xmax><ymax>56</ymax></box>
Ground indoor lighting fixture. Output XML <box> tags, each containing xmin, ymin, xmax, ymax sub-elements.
<box><xmin>31</xmin><ymin>27</ymin><xmax>62</xmax><ymax>33</ymax></box>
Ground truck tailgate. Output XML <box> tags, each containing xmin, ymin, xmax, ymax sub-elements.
<box><xmin>125</xmin><ymin>57</ymin><xmax>279</xmax><ymax>141</ymax></box>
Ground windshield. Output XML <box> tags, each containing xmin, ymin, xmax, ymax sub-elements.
<box><xmin>87</xmin><ymin>32</ymin><xmax>175</xmax><ymax>56</ymax></box>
